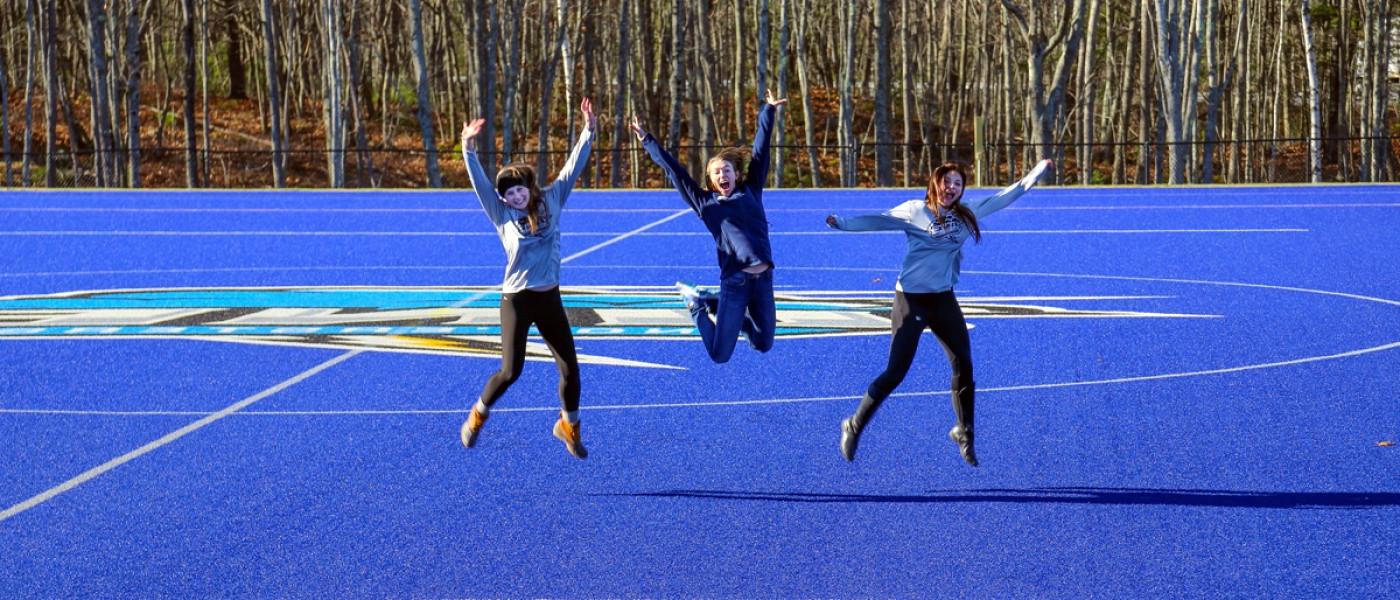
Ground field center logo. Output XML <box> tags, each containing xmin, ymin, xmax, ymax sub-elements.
<box><xmin>0</xmin><ymin>286</ymin><xmax>1212</xmax><ymax>368</ymax></box>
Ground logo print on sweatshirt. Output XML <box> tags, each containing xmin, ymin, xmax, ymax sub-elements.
<box><xmin>0</xmin><ymin>287</ymin><xmax>1214</xmax><ymax>369</ymax></box>
<box><xmin>926</xmin><ymin>214</ymin><xmax>965</xmax><ymax>240</ymax></box>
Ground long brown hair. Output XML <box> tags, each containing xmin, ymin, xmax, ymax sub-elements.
<box><xmin>495</xmin><ymin>163</ymin><xmax>546</xmax><ymax>234</ymax></box>
<box><xmin>925</xmin><ymin>162</ymin><xmax>980</xmax><ymax>243</ymax></box>
<box><xmin>701</xmin><ymin>148</ymin><xmax>749</xmax><ymax>193</ymax></box>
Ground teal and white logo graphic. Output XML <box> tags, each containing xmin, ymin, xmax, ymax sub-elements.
<box><xmin>0</xmin><ymin>286</ymin><xmax>1211</xmax><ymax>368</ymax></box>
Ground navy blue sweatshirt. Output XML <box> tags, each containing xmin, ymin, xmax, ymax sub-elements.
<box><xmin>641</xmin><ymin>104</ymin><xmax>777</xmax><ymax>278</ymax></box>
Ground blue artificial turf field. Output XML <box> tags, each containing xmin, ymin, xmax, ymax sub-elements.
<box><xmin>0</xmin><ymin>184</ymin><xmax>1397</xmax><ymax>596</ymax></box>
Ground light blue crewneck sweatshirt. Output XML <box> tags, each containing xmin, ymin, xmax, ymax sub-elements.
<box><xmin>463</xmin><ymin>128</ymin><xmax>593</xmax><ymax>293</ymax></box>
<box><xmin>830</xmin><ymin>170</ymin><xmax>1041</xmax><ymax>293</ymax></box>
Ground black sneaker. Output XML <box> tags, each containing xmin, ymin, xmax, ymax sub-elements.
<box><xmin>948</xmin><ymin>425</ymin><xmax>979</xmax><ymax>467</ymax></box>
<box><xmin>840</xmin><ymin>418</ymin><xmax>860</xmax><ymax>462</ymax></box>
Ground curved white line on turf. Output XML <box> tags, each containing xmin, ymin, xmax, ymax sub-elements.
<box><xmin>971</xmin><ymin>270</ymin><xmax>1400</xmax><ymax>308</ymax></box>
<box><xmin>5</xmin><ymin>341</ymin><xmax>1396</xmax><ymax>418</ymax></box>
<box><xmin>0</xmin><ymin>228</ymin><xmax>1309</xmax><ymax>236</ymax></box>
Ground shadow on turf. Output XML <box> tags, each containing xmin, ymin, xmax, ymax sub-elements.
<box><xmin>601</xmin><ymin>488</ymin><xmax>1400</xmax><ymax>509</ymax></box>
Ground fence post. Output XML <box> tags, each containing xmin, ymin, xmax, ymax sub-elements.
<box><xmin>973</xmin><ymin>114</ymin><xmax>986</xmax><ymax>186</ymax></box>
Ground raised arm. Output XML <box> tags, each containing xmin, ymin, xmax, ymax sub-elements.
<box><xmin>965</xmin><ymin>159</ymin><xmax>1053</xmax><ymax>219</ymax></box>
<box><xmin>745</xmin><ymin>90</ymin><xmax>786</xmax><ymax>190</ymax></box>
<box><xmin>461</xmin><ymin>119</ymin><xmax>510</xmax><ymax>226</ymax></box>
<box><xmin>631</xmin><ymin>115</ymin><xmax>706</xmax><ymax>213</ymax></box>
<box><xmin>826</xmin><ymin>202</ymin><xmax>920</xmax><ymax>232</ymax></box>
<box><xmin>547</xmin><ymin>97</ymin><xmax>597</xmax><ymax>207</ymax></box>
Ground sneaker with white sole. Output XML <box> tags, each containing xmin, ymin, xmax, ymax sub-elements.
<box><xmin>675</xmin><ymin>281</ymin><xmax>704</xmax><ymax>312</ymax></box>
<box><xmin>948</xmin><ymin>425</ymin><xmax>979</xmax><ymax>467</ymax></box>
<box><xmin>840</xmin><ymin>417</ymin><xmax>861</xmax><ymax>462</ymax></box>
<box><xmin>553</xmin><ymin>417</ymin><xmax>588</xmax><ymax>459</ymax></box>
<box><xmin>460</xmin><ymin>406</ymin><xmax>488</xmax><ymax>448</ymax></box>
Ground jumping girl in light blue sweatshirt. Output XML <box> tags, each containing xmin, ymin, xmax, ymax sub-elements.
<box><xmin>827</xmin><ymin>159</ymin><xmax>1053</xmax><ymax>467</ymax></box>
<box><xmin>458</xmin><ymin>98</ymin><xmax>596</xmax><ymax>459</ymax></box>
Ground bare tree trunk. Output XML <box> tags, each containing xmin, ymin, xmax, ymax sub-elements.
<box><xmin>732</xmin><ymin>0</ymin><xmax>745</xmax><ymax>139</ymax></box>
<box><xmin>534</xmin><ymin>0</ymin><xmax>569</xmax><ymax>176</ymax></box>
<box><xmin>1137</xmin><ymin>1</ymin><xmax>1153</xmax><ymax>184</ymax></box>
<box><xmin>693</xmin><ymin>0</ymin><xmax>717</xmax><ymax>165</ymax></box>
<box><xmin>1111</xmin><ymin>0</ymin><xmax>1133</xmax><ymax>183</ymax></box>
<box><xmin>756</xmin><ymin>0</ymin><xmax>769</xmax><ymax>108</ymax></box>
<box><xmin>1300</xmin><ymin>0</ymin><xmax>1322</xmax><ymax>183</ymax></box>
<box><xmin>773</xmin><ymin>0</ymin><xmax>790</xmax><ymax>187</ymax></box>
<box><xmin>322</xmin><ymin>0</ymin><xmax>345</xmax><ymax>187</ymax></box>
<box><xmin>43</xmin><ymin>0</ymin><xmax>56</xmax><ymax>186</ymax></box>
<box><xmin>21</xmin><ymin>0</ymin><xmax>39</xmax><ymax>186</ymax></box>
<box><xmin>900</xmin><ymin>0</ymin><xmax>912</xmax><ymax>186</ymax></box>
<box><xmin>1224</xmin><ymin>0</ymin><xmax>1247</xmax><ymax>183</ymax></box>
<box><xmin>226</xmin><ymin>12</ymin><xmax>247</xmax><ymax>100</ymax></box>
<box><xmin>1003</xmin><ymin>0</ymin><xmax>1088</xmax><ymax>179</ymax></box>
<box><xmin>794</xmin><ymin>0</ymin><xmax>820</xmax><ymax>186</ymax></box>
<box><xmin>838</xmin><ymin>0</ymin><xmax>856</xmax><ymax>187</ymax></box>
<box><xmin>344</xmin><ymin>0</ymin><xmax>371</xmax><ymax>186</ymax></box>
<box><xmin>1078</xmin><ymin>0</ymin><xmax>1101</xmax><ymax>185</ymax></box>
<box><xmin>873</xmin><ymin>0</ymin><xmax>893</xmax><ymax>186</ymax></box>
<box><xmin>2</xmin><ymin>56</ymin><xmax>9</xmax><ymax>187</ymax></box>
<box><xmin>611</xmin><ymin>0</ymin><xmax>631</xmax><ymax>188</ymax></box>
<box><xmin>665</xmin><ymin>0</ymin><xmax>686</xmax><ymax>153</ymax></box>
<box><xmin>1200</xmin><ymin>0</ymin><xmax>1223</xmax><ymax>184</ymax></box>
<box><xmin>199</xmin><ymin>0</ymin><xmax>211</xmax><ymax>185</ymax></box>
<box><xmin>87</xmin><ymin>0</ymin><xmax>118</xmax><ymax>187</ymax></box>
<box><xmin>182</xmin><ymin>0</ymin><xmax>198</xmax><ymax>187</ymax></box>
<box><xmin>501</xmin><ymin>0</ymin><xmax>525</xmax><ymax>166</ymax></box>
<box><xmin>559</xmin><ymin>0</ymin><xmax>575</xmax><ymax>147</ymax></box>
<box><xmin>472</xmin><ymin>0</ymin><xmax>498</xmax><ymax>170</ymax></box>
<box><xmin>409</xmin><ymin>0</ymin><xmax>441</xmax><ymax>187</ymax></box>
<box><xmin>259</xmin><ymin>0</ymin><xmax>286</xmax><ymax>187</ymax></box>
<box><xmin>1374</xmin><ymin>1</ymin><xmax>1395</xmax><ymax>180</ymax></box>
<box><xmin>1150</xmin><ymin>0</ymin><xmax>1188</xmax><ymax>184</ymax></box>
<box><xmin>124</xmin><ymin>0</ymin><xmax>153</xmax><ymax>187</ymax></box>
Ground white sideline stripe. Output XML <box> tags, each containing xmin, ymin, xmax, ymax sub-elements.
<box><xmin>5</xmin><ymin>341</ymin><xmax>1395</xmax><ymax>419</ymax></box>
<box><xmin>0</xmin><ymin>350</ymin><xmax>361</xmax><ymax>523</ymax></box>
<box><xmin>0</xmin><ymin>209</ymin><xmax>691</xmax><ymax>523</ymax></box>
<box><xmin>0</xmin><ymin>228</ymin><xmax>1309</xmax><ymax>236</ymax></box>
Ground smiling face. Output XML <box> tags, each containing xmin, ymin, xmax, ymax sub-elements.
<box><xmin>501</xmin><ymin>185</ymin><xmax>531</xmax><ymax>210</ymax></box>
<box><xmin>935</xmin><ymin>170</ymin><xmax>965</xmax><ymax>208</ymax></box>
<box><xmin>707</xmin><ymin>158</ymin><xmax>738</xmax><ymax>196</ymax></box>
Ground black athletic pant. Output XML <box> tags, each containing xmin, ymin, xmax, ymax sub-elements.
<box><xmin>852</xmin><ymin>290</ymin><xmax>975</xmax><ymax>432</ymax></box>
<box><xmin>478</xmin><ymin>287</ymin><xmax>581</xmax><ymax>412</ymax></box>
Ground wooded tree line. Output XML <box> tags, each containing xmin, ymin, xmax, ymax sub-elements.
<box><xmin>1</xmin><ymin>0</ymin><xmax>1397</xmax><ymax>188</ymax></box>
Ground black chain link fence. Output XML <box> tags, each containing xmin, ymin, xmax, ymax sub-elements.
<box><xmin>2</xmin><ymin>136</ymin><xmax>1397</xmax><ymax>189</ymax></box>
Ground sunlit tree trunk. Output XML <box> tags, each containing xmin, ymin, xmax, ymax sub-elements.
<box><xmin>259</xmin><ymin>0</ymin><xmax>286</xmax><ymax>187</ymax></box>
<box><xmin>409</xmin><ymin>0</ymin><xmax>441</xmax><ymax>187</ymax></box>
<box><xmin>1300</xmin><ymin>0</ymin><xmax>1322</xmax><ymax>183</ymax></box>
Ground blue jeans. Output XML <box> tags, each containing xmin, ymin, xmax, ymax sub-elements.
<box><xmin>690</xmin><ymin>269</ymin><xmax>776</xmax><ymax>363</ymax></box>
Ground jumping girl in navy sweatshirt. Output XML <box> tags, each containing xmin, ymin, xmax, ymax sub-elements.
<box><xmin>628</xmin><ymin>90</ymin><xmax>787</xmax><ymax>363</ymax></box>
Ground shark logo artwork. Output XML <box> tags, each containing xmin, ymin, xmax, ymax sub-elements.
<box><xmin>0</xmin><ymin>287</ymin><xmax>1212</xmax><ymax>369</ymax></box>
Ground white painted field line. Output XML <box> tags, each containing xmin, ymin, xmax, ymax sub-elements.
<box><xmin>0</xmin><ymin>208</ymin><xmax>692</xmax><ymax>523</ymax></box>
<box><xmin>0</xmin><ymin>351</ymin><xmax>360</xmax><ymax>523</ymax></box>
<box><xmin>6</xmin><ymin>339</ymin><xmax>1394</xmax><ymax>419</ymax></box>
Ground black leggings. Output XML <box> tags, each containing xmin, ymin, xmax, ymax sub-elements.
<box><xmin>853</xmin><ymin>290</ymin><xmax>975</xmax><ymax>431</ymax></box>
<box><xmin>478</xmin><ymin>287</ymin><xmax>580</xmax><ymax>412</ymax></box>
